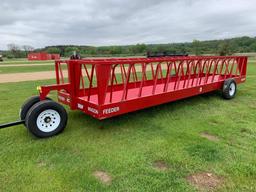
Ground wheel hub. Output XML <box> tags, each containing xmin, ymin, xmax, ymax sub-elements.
<box><xmin>229</xmin><ymin>83</ymin><xmax>236</xmax><ymax>96</ymax></box>
<box><xmin>36</xmin><ymin>109</ymin><xmax>61</xmax><ymax>133</ymax></box>
<box><xmin>44</xmin><ymin>116</ymin><xmax>51</xmax><ymax>123</ymax></box>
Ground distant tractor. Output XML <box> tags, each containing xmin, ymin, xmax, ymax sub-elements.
<box><xmin>70</xmin><ymin>51</ymin><xmax>81</xmax><ymax>60</ymax></box>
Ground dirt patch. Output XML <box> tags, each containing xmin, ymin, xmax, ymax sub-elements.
<box><xmin>187</xmin><ymin>172</ymin><xmax>223</xmax><ymax>191</ymax></box>
<box><xmin>0</xmin><ymin>70</ymin><xmax>68</xmax><ymax>83</ymax></box>
<box><xmin>0</xmin><ymin>64</ymin><xmax>168</xmax><ymax>83</ymax></box>
<box><xmin>93</xmin><ymin>170</ymin><xmax>112</xmax><ymax>185</ymax></box>
<box><xmin>152</xmin><ymin>160</ymin><xmax>169</xmax><ymax>171</ymax></box>
<box><xmin>200</xmin><ymin>132</ymin><xmax>219</xmax><ymax>142</ymax></box>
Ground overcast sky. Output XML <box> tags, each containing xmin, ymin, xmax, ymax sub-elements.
<box><xmin>0</xmin><ymin>0</ymin><xmax>256</xmax><ymax>50</ymax></box>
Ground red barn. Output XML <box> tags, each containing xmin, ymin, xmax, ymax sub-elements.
<box><xmin>51</xmin><ymin>54</ymin><xmax>60</xmax><ymax>60</ymax></box>
<box><xmin>28</xmin><ymin>52</ymin><xmax>60</xmax><ymax>61</ymax></box>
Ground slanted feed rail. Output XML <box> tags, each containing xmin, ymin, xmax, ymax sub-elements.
<box><xmin>42</xmin><ymin>56</ymin><xmax>247</xmax><ymax>118</ymax></box>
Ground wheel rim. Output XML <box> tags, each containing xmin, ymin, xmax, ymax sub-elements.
<box><xmin>36</xmin><ymin>109</ymin><xmax>61</xmax><ymax>132</ymax></box>
<box><xmin>229</xmin><ymin>83</ymin><xmax>236</xmax><ymax>96</ymax></box>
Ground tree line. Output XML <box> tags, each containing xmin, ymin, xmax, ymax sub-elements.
<box><xmin>2</xmin><ymin>36</ymin><xmax>256</xmax><ymax>58</ymax></box>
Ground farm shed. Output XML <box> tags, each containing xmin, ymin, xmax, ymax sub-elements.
<box><xmin>28</xmin><ymin>52</ymin><xmax>60</xmax><ymax>61</ymax></box>
<box><xmin>51</xmin><ymin>54</ymin><xmax>60</xmax><ymax>60</ymax></box>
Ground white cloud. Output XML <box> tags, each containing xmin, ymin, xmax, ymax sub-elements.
<box><xmin>0</xmin><ymin>0</ymin><xmax>256</xmax><ymax>49</ymax></box>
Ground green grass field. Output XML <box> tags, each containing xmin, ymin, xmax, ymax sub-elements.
<box><xmin>0</xmin><ymin>65</ymin><xmax>55</xmax><ymax>74</ymax></box>
<box><xmin>0</xmin><ymin>59</ymin><xmax>56</xmax><ymax>74</ymax></box>
<box><xmin>1</xmin><ymin>58</ymin><xmax>55</xmax><ymax>65</ymax></box>
<box><xmin>0</xmin><ymin>59</ymin><xmax>255</xmax><ymax>191</ymax></box>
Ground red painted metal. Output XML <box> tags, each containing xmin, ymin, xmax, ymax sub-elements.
<box><xmin>38</xmin><ymin>56</ymin><xmax>248</xmax><ymax>119</ymax></box>
<box><xmin>28</xmin><ymin>52</ymin><xmax>60</xmax><ymax>61</ymax></box>
<box><xmin>51</xmin><ymin>54</ymin><xmax>60</xmax><ymax>60</ymax></box>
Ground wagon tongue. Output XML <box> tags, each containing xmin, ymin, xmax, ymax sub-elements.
<box><xmin>0</xmin><ymin>120</ymin><xmax>25</xmax><ymax>129</ymax></box>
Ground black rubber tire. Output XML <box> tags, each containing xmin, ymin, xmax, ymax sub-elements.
<box><xmin>25</xmin><ymin>100</ymin><xmax>68</xmax><ymax>138</ymax></box>
<box><xmin>20</xmin><ymin>96</ymin><xmax>51</xmax><ymax>120</ymax></box>
<box><xmin>222</xmin><ymin>79</ymin><xmax>237</xmax><ymax>99</ymax></box>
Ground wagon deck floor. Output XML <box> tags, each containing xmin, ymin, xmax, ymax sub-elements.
<box><xmin>79</xmin><ymin>75</ymin><xmax>225</xmax><ymax>105</ymax></box>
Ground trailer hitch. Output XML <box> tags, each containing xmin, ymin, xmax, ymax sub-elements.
<box><xmin>0</xmin><ymin>120</ymin><xmax>25</xmax><ymax>129</ymax></box>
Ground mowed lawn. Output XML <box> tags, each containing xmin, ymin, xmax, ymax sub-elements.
<box><xmin>0</xmin><ymin>65</ymin><xmax>54</xmax><ymax>74</ymax></box>
<box><xmin>1</xmin><ymin>58</ymin><xmax>55</xmax><ymax>65</ymax></box>
<box><xmin>0</xmin><ymin>59</ymin><xmax>54</xmax><ymax>74</ymax></box>
<box><xmin>0</xmin><ymin>60</ymin><xmax>255</xmax><ymax>191</ymax></box>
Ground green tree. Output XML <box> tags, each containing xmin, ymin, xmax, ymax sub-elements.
<box><xmin>192</xmin><ymin>39</ymin><xmax>201</xmax><ymax>55</ymax></box>
<box><xmin>109</xmin><ymin>46</ymin><xmax>122</xmax><ymax>54</ymax></box>
<box><xmin>131</xmin><ymin>44</ymin><xmax>147</xmax><ymax>54</ymax></box>
<box><xmin>47</xmin><ymin>47</ymin><xmax>61</xmax><ymax>54</ymax></box>
<box><xmin>218</xmin><ymin>41</ymin><xmax>232</xmax><ymax>56</ymax></box>
<box><xmin>250</xmin><ymin>42</ymin><xmax>256</xmax><ymax>52</ymax></box>
<box><xmin>64</xmin><ymin>47</ymin><xmax>79</xmax><ymax>56</ymax></box>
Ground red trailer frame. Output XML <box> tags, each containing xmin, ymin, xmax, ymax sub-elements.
<box><xmin>38</xmin><ymin>56</ymin><xmax>247</xmax><ymax>120</ymax></box>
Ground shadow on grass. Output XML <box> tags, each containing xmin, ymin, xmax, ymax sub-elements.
<box><xmin>68</xmin><ymin>91</ymin><xmax>222</xmax><ymax>133</ymax></box>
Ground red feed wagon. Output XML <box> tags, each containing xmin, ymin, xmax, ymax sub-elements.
<box><xmin>0</xmin><ymin>56</ymin><xmax>248</xmax><ymax>138</ymax></box>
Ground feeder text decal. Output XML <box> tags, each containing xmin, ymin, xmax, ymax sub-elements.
<box><xmin>88</xmin><ymin>107</ymin><xmax>99</xmax><ymax>114</ymax></box>
<box><xmin>103</xmin><ymin>107</ymin><xmax>120</xmax><ymax>115</ymax></box>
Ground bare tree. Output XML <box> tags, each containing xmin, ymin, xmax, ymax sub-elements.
<box><xmin>7</xmin><ymin>43</ymin><xmax>21</xmax><ymax>58</ymax></box>
<box><xmin>23</xmin><ymin>45</ymin><xmax>34</xmax><ymax>52</ymax></box>
<box><xmin>22</xmin><ymin>45</ymin><xmax>34</xmax><ymax>56</ymax></box>
<box><xmin>7</xmin><ymin>43</ymin><xmax>20</xmax><ymax>52</ymax></box>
